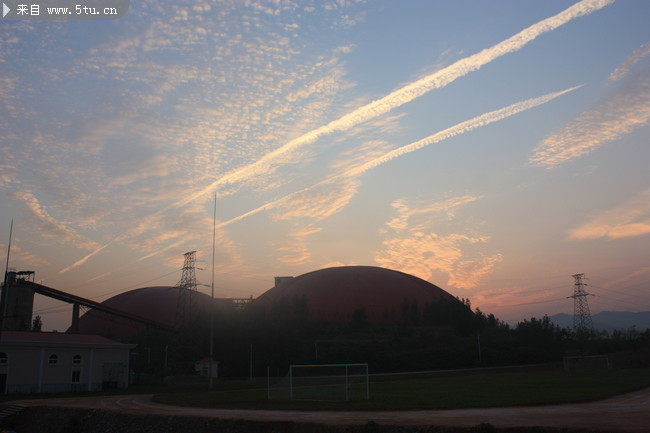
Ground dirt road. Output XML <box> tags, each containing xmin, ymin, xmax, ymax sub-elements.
<box><xmin>12</xmin><ymin>387</ymin><xmax>650</xmax><ymax>432</ymax></box>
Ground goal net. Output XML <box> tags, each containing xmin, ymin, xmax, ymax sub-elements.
<box><xmin>267</xmin><ymin>363</ymin><xmax>369</xmax><ymax>401</ymax></box>
<box><xmin>563</xmin><ymin>355</ymin><xmax>611</xmax><ymax>371</ymax></box>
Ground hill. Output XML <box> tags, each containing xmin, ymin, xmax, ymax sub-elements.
<box><xmin>549</xmin><ymin>311</ymin><xmax>650</xmax><ymax>332</ymax></box>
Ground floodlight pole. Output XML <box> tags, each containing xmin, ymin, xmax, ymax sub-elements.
<box><xmin>289</xmin><ymin>367</ymin><xmax>293</xmax><ymax>399</ymax></box>
<box><xmin>365</xmin><ymin>365</ymin><xmax>370</xmax><ymax>400</ymax></box>
<box><xmin>345</xmin><ymin>364</ymin><xmax>349</xmax><ymax>401</ymax></box>
<box><xmin>209</xmin><ymin>193</ymin><xmax>216</xmax><ymax>389</ymax></box>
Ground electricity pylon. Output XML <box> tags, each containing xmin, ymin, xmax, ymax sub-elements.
<box><xmin>569</xmin><ymin>273</ymin><xmax>594</xmax><ymax>334</ymax></box>
<box><xmin>175</xmin><ymin>251</ymin><xmax>198</xmax><ymax>328</ymax></box>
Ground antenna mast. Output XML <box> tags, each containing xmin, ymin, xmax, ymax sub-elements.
<box><xmin>1</xmin><ymin>220</ymin><xmax>14</xmax><ymax>332</ymax></box>
<box><xmin>570</xmin><ymin>273</ymin><xmax>594</xmax><ymax>334</ymax></box>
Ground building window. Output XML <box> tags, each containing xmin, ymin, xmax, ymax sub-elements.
<box><xmin>0</xmin><ymin>352</ymin><xmax>7</xmax><ymax>365</ymax></box>
<box><xmin>73</xmin><ymin>354</ymin><xmax>82</xmax><ymax>365</ymax></box>
<box><xmin>48</xmin><ymin>354</ymin><xmax>58</xmax><ymax>365</ymax></box>
<box><xmin>71</xmin><ymin>370</ymin><xmax>81</xmax><ymax>383</ymax></box>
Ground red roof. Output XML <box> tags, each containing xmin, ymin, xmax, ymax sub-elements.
<box><xmin>256</xmin><ymin>266</ymin><xmax>454</xmax><ymax>324</ymax></box>
<box><xmin>76</xmin><ymin>286</ymin><xmax>215</xmax><ymax>338</ymax></box>
<box><xmin>0</xmin><ymin>331</ymin><xmax>133</xmax><ymax>347</ymax></box>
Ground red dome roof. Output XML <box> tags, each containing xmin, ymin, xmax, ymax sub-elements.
<box><xmin>75</xmin><ymin>286</ymin><xmax>212</xmax><ymax>338</ymax></box>
<box><xmin>256</xmin><ymin>266</ymin><xmax>454</xmax><ymax>324</ymax></box>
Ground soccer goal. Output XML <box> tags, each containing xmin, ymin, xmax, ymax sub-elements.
<box><xmin>563</xmin><ymin>355</ymin><xmax>611</xmax><ymax>371</ymax></box>
<box><xmin>267</xmin><ymin>363</ymin><xmax>369</xmax><ymax>401</ymax></box>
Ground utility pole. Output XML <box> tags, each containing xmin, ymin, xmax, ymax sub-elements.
<box><xmin>569</xmin><ymin>273</ymin><xmax>594</xmax><ymax>334</ymax></box>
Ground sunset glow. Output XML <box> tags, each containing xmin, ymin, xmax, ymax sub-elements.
<box><xmin>1</xmin><ymin>0</ymin><xmax>649</xmax><ymax>330</ymax></box>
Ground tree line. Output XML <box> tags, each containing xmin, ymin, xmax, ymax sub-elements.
<box><xmin>129</xmin><ymin>296</ymin><xmax>650</xmax><ymax>381</ymax></box>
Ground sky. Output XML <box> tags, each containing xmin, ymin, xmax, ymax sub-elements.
<box><xmin>1</xmin><ymin>0</ymin><xmax>649</xmax><ymax>331</ymax></box>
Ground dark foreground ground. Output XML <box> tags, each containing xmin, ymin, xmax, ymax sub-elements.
<box><xmin>0</xmin><ymin>406</ymin><xmax>614</xmax><ymax>433</ymax></box>
<box><xmin>2</xmin><ymin>386</ymin><xmax>650</xmax><ymax>433</ymax></box>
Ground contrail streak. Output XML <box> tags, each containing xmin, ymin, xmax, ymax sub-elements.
<box><xmin>179</xmin><ymin>0</ymin><xmax>612</xmax><ymax>207</ymax></box>
<box><xmin>215</xmin><ymin>86</ymin><xmax>582</xmax><ymax>229</ymax></box>
<box><xmin>344</xmin><ymin>86</ymin><xmax>583</xmax><ymax>178</ymax></box>
<box><xmin>55</xmin><ymin>231</ymin><xmax>124</xmax><ymax>275</ymax></box>
<box><xmin>57</xmin><ymin>244</ymin><xmax>108</xmax><ymax>275</ymax></box>
<box><xmin>52</xmin><ymin>0</ymin><xmax>611</xmax><ymax>275</ymax></box>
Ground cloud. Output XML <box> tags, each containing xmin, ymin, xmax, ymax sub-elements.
<box><xmin>0</xmin><ymin>76</ymin><xmax>18</xmax><ymax>119</ymax></box>
<box><xmin>531</xmin><ymin>64</ymin><xmax>650</xmax><ymax>169</ymax></box>
<box><xmin>327</xmin><ymin>140</ymin><xmax>396</xmax><ymax>173</ymax></box>
<box><xmin>272</xmin><ymin>177</ymin><xmax>361</xmax><ymax>222</ymax></box>
<box><xmin>447</xmin><ymin>254</ymin><xmax>504</xmax><ymax>289</ymax></box>
<box><xmin>135</xmin><ymin>239</ymin><xmax>187</xmax><ymax>262</ymax></box>
<box><xmin>0</xmin><ymin>243</ymin><xmax>50</xmax><ymax>269</ymax></box>
<box><xmin>2</xmin><ymin>0</ymin><xmax>361</xmax><ymax>258</ymax></box>
<box><xmin>218</xmin><ymin>86</ymin><xmax>578</xmax><ymax>227</ymax></box>
<box><xmin>471</xmin><ymin>285</ymin><xmax>565</xmax><ymax>314</ymax></box>
<box><xmin>107</xmin><ymin>148</ymin><xmax>180</xmax><ymax>187</ymax></box>
<box><xmin>57</xmin><ymin>244</ymin><xmax>109</xmax><ymax>275</ymax></box>
<box><xmin>274</xmin><ymin>226</ymin><xmax>323</xmax><ymax>265</ymax></box>
<box><xmin>0</xmin><ymin>164</ymin><xmax>16</xmax><ymax>190</ymax></box>
<box><xmin>13</xmin><ymin>190</ymin><xmax>101</xmax><ymax>252</ymax></box>
<box><xmin>174</xmin><ymin>0</ymin><xmax>610</xmax><ymax>206</ymax></box>
<box><xmin>608</xmin><ymin>42</ymin><xmax>650</xmax><ymax>82</ymax></box>
<box><xmin>387</xmin><ymin>195</ymin><xmax>484</xmax><ymax>231</ymax></box>
<box><xmin>3</xmin><ymin>0</ymin><xmax>607</xmax><ymax>280</ymax></box>
<box><xmin>374</xmin><ymin>196</ymin><xmax>501</xmax><ymax>289</ymax></box>
<box><xmin>84</xmin><ymin>271</ymin><xmax>113</xmax><ymax>284</ymax></box>
<box><xmin>345</xmin><ymin>86</ymin><xmax>582</xmax><ymax>178</ymax></box>
<box><xmin>568</xmin><ymin>189</ymin><xmax>650</xmax><ymax>240</ymax></box>
<box><xmin>603</xmin><ymin>266</ymin><xmax>650</xmax><ymax>291</ymax></box>
<box><xmin>52</xmin><ymin>83</ymin><xmax>576</xmax><ymax>280</ymax></box>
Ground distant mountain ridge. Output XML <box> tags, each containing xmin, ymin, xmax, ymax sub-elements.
<box><xmin>549</xmin><ymin>311</ymin><xmax>650</xmax><ymax>332</ymax></box>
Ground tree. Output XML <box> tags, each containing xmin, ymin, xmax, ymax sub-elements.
<box><xmin>514</xmin><ymin>315</ymin><xmax>567</xmax><ymax>362</ymax></box>
<box><xmin>31</xmin><ymin>315</ymin><xmax>42</xmax><ymax>332</ymax></box>
<box><xmin>350</xmin><ymin>308</ymin><xmax>369</xmax><ymax>329</ymax></box>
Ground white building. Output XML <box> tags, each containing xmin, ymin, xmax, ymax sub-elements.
<box><xmin>0</xmin><ymin>331</ymin><xmax>135</xmax><ymax>394</ymax></box>
<box><xmin>194</xmin><ymin>357</ymin><xmax>219</xmax><ymax>378</ymax></box>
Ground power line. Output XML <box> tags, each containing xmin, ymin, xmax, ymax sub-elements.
<box><xmin>589</xmin><ymin>292</ymin><xmax>650</xmax><ymax>310</ymax></box>
<box><xmin>589</xmin><ymin>284</ymin><xmax>650</xmax><ymax>305</ymax></box>
<box><xmin>497</xmin><ymin>297</ymin><xmax>567</xmax><ymax>308</ymax></box>
<box><xmin>92</xmin><ymin>268</ymin><xmax>181</xmax><ymax>301</ymax></box>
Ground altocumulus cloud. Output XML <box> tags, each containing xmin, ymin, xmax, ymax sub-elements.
<box><xmin>219</xmin><ymin>86</ymin><xmax>580</xmax><ymax>230</ymax></box>
<box><xmin>374</xmin><ymin>196</ymin><xmax>502</xmax><ymax>290</ymax></box>
<box><xmin>176</xmin><ymin>0</ymin><xmax>612</xmax><ymax>207</ymax></box>
<box><xmin>568</xmin><ymin>189</ymin><xmax>650</xmax><ymax>240</ymax></box>
<box><xmin>530</xmin><ymin>48</ymin><xmax>650</xmax><ymax>169</ymax></box>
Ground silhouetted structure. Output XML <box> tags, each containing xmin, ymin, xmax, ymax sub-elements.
<box><xmin>0</xmin><ymin>272</ymin><xmax>174</xmax><ymax>334</ymax></box>
<box><xmin>570</xmin><ymin>273</ymin><xmax>594</xmax><ymax>333</ymax></box>
<box><xmin>257</xmin><ymin>266</ymin><xmax>455</xmax><ymax>324</ymax></box>
<box><xmin>175</xmin><ymin>251</ymin><xmax>198</xmax><ymax>328</ymax></box>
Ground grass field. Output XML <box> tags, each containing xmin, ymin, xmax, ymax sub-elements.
<box><xmin>152</xmin><ymin>367</ymin><xmax>650</xmax><ymax>410</ymax></box>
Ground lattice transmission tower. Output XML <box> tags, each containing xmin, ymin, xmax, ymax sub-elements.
<box><xmin>175</xmin><ymin>251</ymin><xmax>198</xmax><ymax>328</ymax></box>
<box><xmin>569</xmin><ymin>273</ymin><xmax>594</xmax><ymax>334</ymax></box>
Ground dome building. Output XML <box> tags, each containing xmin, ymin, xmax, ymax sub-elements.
<box><xmin>75</xmin><ymin>286</ymin><xmax>214</xmax><ymax>338</ymax></box>
<box><xmin>75</xmin><ymin>266</ymin><xmax>456</xmax><ymax>337</ymax></box>
<box><xmin>255</xmin><ymin>266</ymin><xmax>455</xmax><ymax>324</ymax></box>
